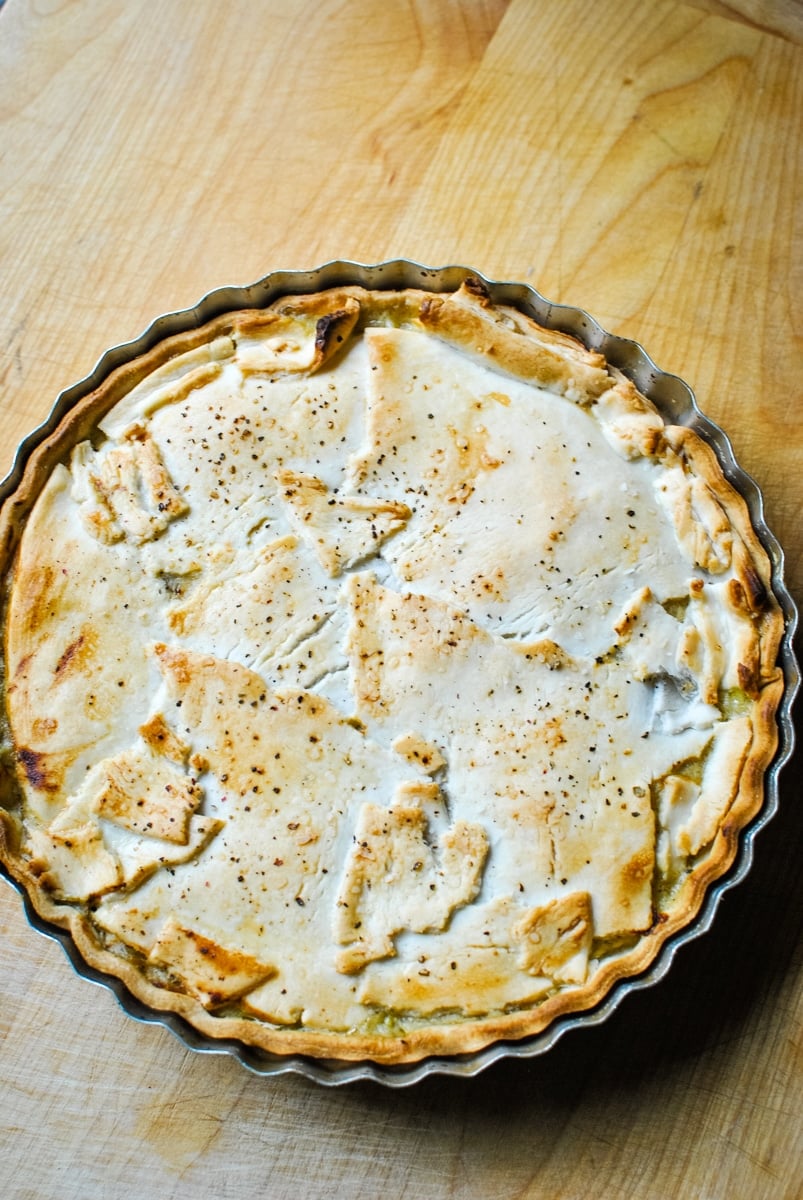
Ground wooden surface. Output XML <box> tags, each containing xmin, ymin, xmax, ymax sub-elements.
<box><xmin>1</xmin><ymin>1</ymin><xmax>801</xmax><ymax>1197</ymax></box>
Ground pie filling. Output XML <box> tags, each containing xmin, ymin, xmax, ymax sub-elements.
<box><xmin>0</xmin><ymin>279</ymin><xmax>783</xmax><ymax>1062</ymax></box>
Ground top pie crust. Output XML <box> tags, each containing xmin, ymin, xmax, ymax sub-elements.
<box><xmin>0</xmin><ymin>278</ymin><xmax>785</xmax><ymax>1064</ymax></box>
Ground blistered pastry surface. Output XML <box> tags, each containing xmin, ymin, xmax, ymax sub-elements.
<box><xmin>0</xmin><ymin>281</ymin><xmax>783</xmax><ymax>1062</ymax></box>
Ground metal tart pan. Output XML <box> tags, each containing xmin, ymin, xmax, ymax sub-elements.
<box><xmin>1</xmin><ymin>260</ymin><xmax>799</xmax><ymax>1087</ymax></box>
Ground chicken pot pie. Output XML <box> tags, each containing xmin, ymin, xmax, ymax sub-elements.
<box><xmin>0</xmin><ymin>277</ymin><xmax>785</xmax><ymax>1064</ymax></box>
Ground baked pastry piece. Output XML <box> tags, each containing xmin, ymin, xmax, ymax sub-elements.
<box><xmin>0</xmin><ymin>278</ymin><xmax>785</xmax><ymax>1064</ymax></box>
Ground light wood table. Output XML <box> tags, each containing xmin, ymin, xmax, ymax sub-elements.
<box><xmin>1</xmin><ymin>2</ymin><xmax>800</xmax><ymax>1197</ymax></box>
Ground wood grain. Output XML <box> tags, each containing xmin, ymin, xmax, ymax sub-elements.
<box><xmin>689</xmin><ymin>0</ymin><xmax>803</xmax><ymax>42</ymax></box>
<box><xmin>0</xmin><ymin>2</ymin><xmax>800</xmax><ymax>1198</ymax></box>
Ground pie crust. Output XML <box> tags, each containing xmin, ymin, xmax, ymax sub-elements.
<box><xmin>0</xmin><ymin>278</ymin><xmax>785</xmax><ymax>1064</ymax></box>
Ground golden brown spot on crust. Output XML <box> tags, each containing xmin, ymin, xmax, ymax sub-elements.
<box><xmin>13</xmin><ymin>653</ymin><xmax>33</xmax><ymax>680</ymax></box>
<box><xmin>139</xmin><ymin>712</ymin><xmax>189</xmax><ymax>764</ymax></box>
<box><xmin>54</xmin><ymin>629</ymin><xmax>97</xmax><ymax>679</ymax></box>
<box><xmin>15</xmin><ymin>565</ymin><xmax>60</xmax><ymax>641</ymax></box>
<box><xmin>31</xmin><ymin>717</ymin><xmax>58</xmax><ymax>739</ymax></box>
<box><xmin>540</xmin><ymin>716</ymin><xmax>567</xmax><ymax>751</ymax></box>
<box><xmin>741</xmin><ymin>561</ymin><xmax>768</xmax><ymax>613</ymax></box>
<box><xmin>727</xmin><ymin>577</ymin><xmax>747</xmax><ymax>612</ymax></box>
<box><xmin>518</xmin><ymin>639</ymin><xmax>569</xmax><ymax>670</ymax></box>
<box><xmin>737</xmin><ymin>660</ymin><xmax>760</xmax><ymax>700</ymax></box>
<box><xmin>621</xmin><ymin>848</ymin><xmax>654</xmax><ymax>887</ymax></box>
<box><xmin>152</xmin><ymin>643</ymin><xmax>192</xmax><ymax>685</ymax></box>
<box><xmin>474</xmin><ymin>568</ymin><xmax>506</xmax><ymax>602</ymax></box>
<box><xmin>229</xmin><ymin>309</ymin><xmax>285</xmax><ymax>335</ymax></box>
<box><xmin>419</xmin><ymin>296</ymin><xmax>443</xmax><ymax>323</ymax></box>
<box><xmin>462</xmin><ymin>275</ymin><xmax>491</xmax><ymax>304</ymax></box>
<box><xmin>18</xmin><ymin>748</ymin><xmax>59</xmax><ymax>793</ymax></box>
<box><xmin>55</xmin><ymin>636</ymin><xmax>83</xmax><ymax>676</ymax></box>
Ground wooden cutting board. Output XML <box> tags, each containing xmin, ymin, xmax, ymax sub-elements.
<box><xmin>0</xmin><ymin>2</ymin><xmax>800</xmax><ymax>1198</ymax></box>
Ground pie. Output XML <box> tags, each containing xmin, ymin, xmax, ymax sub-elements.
<box><xmin>0</xmin><ymin>276</ymin><xmax>785</xmax><ymax>1065</ymax></box>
